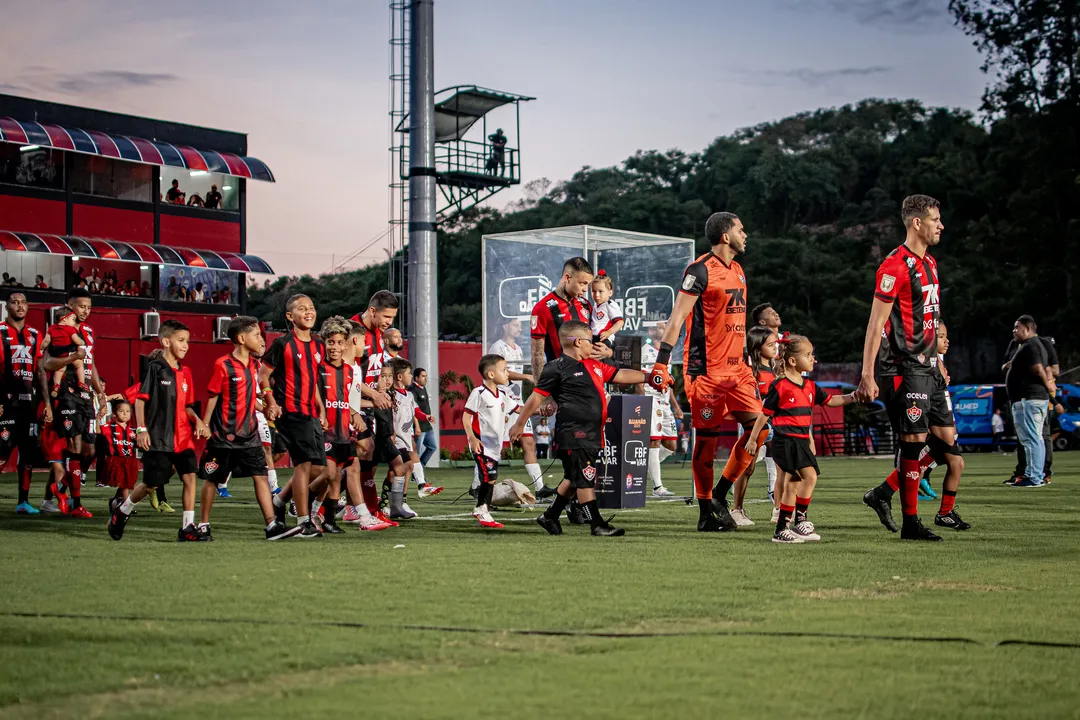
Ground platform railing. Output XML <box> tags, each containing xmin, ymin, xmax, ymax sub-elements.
<box><xmin>433</xmin><ymin>139</ymin><xmax>518</xmax><ymax>183</ymax></box>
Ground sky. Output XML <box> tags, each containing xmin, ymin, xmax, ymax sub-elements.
<box><xmin>0</xmin><ymin>0</ymin><xmax>988</xmax><ymax>278</ymax></box>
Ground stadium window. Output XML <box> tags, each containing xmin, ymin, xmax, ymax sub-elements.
<box><xmin>0</xmin><ymin>250</ymin><xmax>64</xmax><ymax>290</ymax></box>
<box><xmin>70</xmin><ymin>155</ymin><xmax>152</xmax><ymax>202</ymax></box>
<box><xmin>0</xmin><ymin>143</ymin><xmax>64</xmax><ymax>190</ymax></box>
<box><xmin>159</xmin><ymin>167</ymin><xmax>239</xmax><ymax>211</ymax></box>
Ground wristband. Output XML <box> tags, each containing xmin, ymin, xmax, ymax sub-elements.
<box><xmin>655</xmin><ymin>342</ymin><xmax>673</xmax><ymax>366</ymax></box>
<box><xmin>261</xmin><ymin>387</ymin><xmax>273</xmax><ymax>396</ymax></box>
<box><xmin>136</xmin><ymin>427</ymin><xmax>148</xmax><ymax>434</ymax></box>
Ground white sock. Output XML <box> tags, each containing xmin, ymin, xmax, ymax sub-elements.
<box><xmin>311</xmin><ymin>499</ymin><xmax>323</xmax><ymax>515</ymax></box>
<box><xmin>298</xmin><ymin>514</ymin><xmax>309</xmax><ymax>525</ymax></box>
<box><xmin>412</xmin><ymin>462</ymin><xmax>426</xmax><ymax>486</ymax></box>
<box><xmin>648</xmin><ymin>447</ymin><xmax>663</xmax><ymax>489</ymax></box>
<box><xmin>266</xmin><ymin>520</ymin><xmax>276</xmax><ymax>530</ymax></box>
<box><xmin>273</xmin><ymin>494</ymin><xmax>286</xmax><ymax>508</ymax></box>
<box><xmin>217</xmin><ymin>473</ymin><xmax>231</xmax><ymax>490</ymax></box>
<box><xmin>198</xmin><ymin>522</ymin><xmax>209</xmax><ymax>531</ymax></box>
<box><xmin>120</xmin><ymin>498</ymin><xmax>136</xmax><ymax>515</ymax></box>
<box><xmin>765</xmin><ymin>457</ymin><xmax>777</xmax><ymax>496</ymax></box>
<box><xmin>354</xmin><ymin>504</ymin><xmax>373</xmax><ymax>519</ymax></box>
<box><xmin>525</xmin><ymin>463</ymin><xmax>543</xmax><ymax>491</ymax></box>
<box><xmin>471</xmin><ymin>467</ymin><xmax>481</xmax><ymax>491</ymax></box>
<box><xmin>658</xmin><ymin>446</ymin><xmax>673</xmax><ymax>463</ymax></box>
<box><xmin>474</xmin><ymin>503</ymin><xmax>488</xmax><ymax>515</ymax></box>
<box><xmin>182</xmin><ymin>510</ymin><xmax>194</xmax><ymax>527</ymax></box>
<box><xmin>267</xmin><ymin>468</ymin><xmax>279</xmax><ymax>492</ymax></box>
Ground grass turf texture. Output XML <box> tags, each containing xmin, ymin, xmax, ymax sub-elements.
<box><xmin>1</xmin><ymin>453</ymin><xmax>1078</xmax><ymax>719</ymax></box>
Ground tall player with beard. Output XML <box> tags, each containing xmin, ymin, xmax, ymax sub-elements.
<box><xmin>352</xmin><ymin>291</ymin><xmax>398</xmax><ymax>513</ymax></box>
<box><xmin>856</xmin><ymin>195</ymin><xmax>952</xmax><ymax>542</ymax></box>
<box><xmin>652</xmin><ymin>212</ymin><xmax>767</xmax><ymax>533</ymax></box>
<box><xmin>0</xmin><ymin>292</ymin><xmax>43</xmax><ymax>514</ymax></box>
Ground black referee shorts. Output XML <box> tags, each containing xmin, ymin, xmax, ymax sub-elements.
<box><xmin>198</xmin><ymin>444</ymin><xmax>268</xmax><ymax>484</ymax></box>
<box><xmin>558</xmin><ymin>446</ymin><xmax>602</xmax><ymax>490</ymax></box>
<box><xmin>276</xmin><ymin>412</ymin><xmax>327</xmax><ymax>466</ymax></box>
<box><xmin>879</xmin><ymin>373</ymin><xmax>935</xmax><ymax>435</ymax></box>
<box><xmin>142</xmin><ymin>449</ymin><xmax>199</xmax><ymax>487</ymax></box>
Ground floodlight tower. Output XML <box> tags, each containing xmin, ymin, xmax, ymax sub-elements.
<box><xmin>388</xmin><ymin>1</ymin><xmax>533</xmax><ymax>463</ymax></box>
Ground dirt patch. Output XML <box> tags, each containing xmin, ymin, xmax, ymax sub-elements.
<box><xmin>796</xmin><ymin>580</ymin><xmax>1012</xmax><ymax>600</ymax></box>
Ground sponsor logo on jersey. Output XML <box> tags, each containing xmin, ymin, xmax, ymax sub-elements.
<box><xmin>905</xmin><ymin>256</ymin><xmax>916</xmax><ymax>268</ymax></box>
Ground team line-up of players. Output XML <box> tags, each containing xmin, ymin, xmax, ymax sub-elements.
<box><xmin>0</xmin><ymin>194</ymin><xmax>966</xmax><ymax>542</ymax></box>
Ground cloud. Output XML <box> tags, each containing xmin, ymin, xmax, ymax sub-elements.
<box><xmin>782</xmin><ymin>0</ymin><xmax>951</xmax><ymax>31</ymax></box>
<box><xmin>775</xmin><ymin>65</ymin><xmax>893</xmax><ymax>86</ymax></box>
<box><xmin>52</xmin><ymin>70</ymin><xmax>179</xmax><ymax>94</ymax></box>
<box><xmin>0</xmin><ymin>82</ymin><xmax>27</xmax><ymax>93</ymax></box>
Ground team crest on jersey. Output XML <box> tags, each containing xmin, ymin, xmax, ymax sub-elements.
<box><xmin>315</xmin><ymin>352</ymin><xmax>322</xmax><ymax>363</ymax></box>
<box><xmin>182</xmin><ymin>382</ymin><xmax>188</xmax><ymax>393</ymax></box>
<box><xmin>531</xmin><ymin>316</ymin><xmax>538</xmax><ymax>331</ymax></box>
<box><xmin>906</xmin><ymin>406</ymin><xmax>923</xmax><ymax>423</ymax></box>
<box><xmin>0</xmin><ymin>429</ymin><xmax>9</xmax><ymax>441</ymax></box>
<box><xmin>204</xmin><ymin>461</ymin><xmax>219</xmax><ymax>475</ymax></box>
<box><xmin>324</xmin><ymin>442</ymin><xmax>333</xmax><ymax>452</ymax></box>
<box><xmin>582</xmin><ymin>464</ymin><xmax>597</xmax><ymax>482</ymax></box>
<box><xmin>63</xmin><ymin>420</ymin><xmax>72</xmax><ymax>430</ymax></box>
<box><xmin>879</xmin><ymin>274</ymin><xmax>895</xmax><ymax>292</ymax></box>
<box><xmin>593</xmin><ymin>367</ymin><xmax>603</xmax><ymax>378</ymax></box>
<box><xmin>656</xmin><ymin>409</ymin><xmax>663</xmax><ymax>417</ymax></box>
<box><xmin>700</xmin><ymin>407</ymin><xmax>713</xmax><ymax>420</ymax></box>
<box><xmin>596</xmin><ymin>310</ymin><xmax>605</xmax><ymax>320</ymax></box>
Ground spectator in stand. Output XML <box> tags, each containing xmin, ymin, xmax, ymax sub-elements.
<box><xmin>5</xmin><ymin>276</ymin><xmax>18</xmax><ymax>287</ymax></box>
<box><xmin>1004</xmin><ymin>315</ymin><xmax>1056</xmax><ymax>487</ymax></box>
<box><xmin>193</xmin><ymin>282</ymin><xmax>206</xmax><ymax>303</ymax></box>
<box><xmin>177</xmin><ymin>286</ymin><xmax>188</xmax><ymax>302</ymax></box>
<box><xmin>105</xmin><ymin>269</ymin><xmax>118</xmax><ymax>286</ymax></box>
<box><xmin>141</xmin><ymin>281</ymin><xmax>152</xmax><ymax>298</ymax></box>
<box><xmin>205</xmin><ymin>184</ymin><xmax>222</xmax><ymax>209</ymax></box>
<box><xmin>164</xmin><ymin>277</ymin><xmax>179</xmax><ymax>300</ymax></box>
<box><xmin>123</xmin><ymin>280</ymin><xmax>137</xmax><ymax>296</ymax></box>
<box><xmin>2</xmin><ymin>273</ymin><xmax>9</xmax><ymax>284</ymax></box>
<box><xmin>187</xmin><ymin>193</ymin><xmax>204</xmax><ymax>208</ymax></box>
<box><xmin>76</xmin><ymin>278</ymin><xmax>87</xmax><ymax>290</ymax></box>
<box><xmin>220</xmin><ymin>287</ymin><xmax>231</xmax><ymax>304</ymax></box>
<box><xmin>211</xmin><ymin>291</ymin><xmax>220</xmax><ymax>304</ymax></box>
<box><xmin>35</xmin><ymin>275</ymin><xmax>47</xmax><ymax>289</ymax></box>
<box><xmin>166</xmin><ymin>179</ymin><xmax>185</xmax><ymax>204</ymax></box>
<box><xmin>992</xmin><ymin>408</ymin><xmax>1005</xmax><ymax>453</ymax></box>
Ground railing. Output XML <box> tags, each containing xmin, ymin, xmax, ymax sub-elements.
<box><xmin>434</xmin><ymin>139</ymin><xmax>519</xmax><ymax>183</ymax></box>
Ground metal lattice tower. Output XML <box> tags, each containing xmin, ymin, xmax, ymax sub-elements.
<box><xmin>388</xmin><ymin>1</ymin><xmax>410</xmax><ymax>330</ymax></box>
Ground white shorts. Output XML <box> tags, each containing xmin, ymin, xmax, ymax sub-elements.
<box><xmin>503</xmin><ymin>411</ymin><xmax>533</xmax><ymax>442</ymax></box>
<box><xmin>649</xmin><ymin>397</ymin><xmax>677</xmax><ymax>441</ymax></box>
<box><xmin>257</xmin><ymin>411</ymin><xmax>271</xmax><ymax>447</ymax></box>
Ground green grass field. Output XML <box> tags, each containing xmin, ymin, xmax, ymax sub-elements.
<box><xmin>1</xmin><ymin>452</ymin><xmax>1079</xmax><ymax>719</ymax></box>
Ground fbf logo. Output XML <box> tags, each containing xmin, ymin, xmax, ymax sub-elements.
<box><xmin>498</xmin><ymin>275</ymin><xmax>552</xmax><ymax>320</ymax></box>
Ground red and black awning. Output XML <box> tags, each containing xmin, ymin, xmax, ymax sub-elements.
<box><xmin>0</xmin><ymin>117</ymin><xmax>274</xmax><ymax>182</ymax></box>
<box><xmin>0</xmin><ymin>231</ymin><xmax>273</xmax><ymax>274</ymax></box>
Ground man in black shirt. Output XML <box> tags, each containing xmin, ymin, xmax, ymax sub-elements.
<box><xmin>410</xmin><ymin>368</ymin><xmax>437</xmax><ymax>467</ymax></box>
<box><xmin>1004</xmin><ymin>315</ymin><xmax>1056</xmax><ymax>486</ymax></box>
<box><xmin>510</xmin><ymin>320</ymin><xmax>647</xmax><ymax>537</ymax></box>
<box><xmin>166</xmin><ymin>179</ymin><xmax>184</xmax><ymax>204</ymax></box>
<box><xmin>1003</xmin><ymin>321</ymin><xmax>1060</xmax><ymax>482</ymax></box>
<box><xmin>204</xmin><ymin>184</ymin><xmax>223</xmax><ymax>209</ymax></box>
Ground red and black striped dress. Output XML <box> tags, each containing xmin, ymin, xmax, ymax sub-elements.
<box><xmin>97</xmin><ymin>422</ymin><xmax>140</xmax><ymax>489</ymax></box>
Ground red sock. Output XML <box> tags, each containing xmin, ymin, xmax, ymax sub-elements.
<box><xmin>899</xmin><ymin>456</ymin><xmax>921</xmax><ymax>517</ymax></box>
<box><xmin>691</xmin><ymin>435</ymin><xmax>719</xmax><ymax>499</ymax></box>
<box><xmin>884</xmin><ymin>448</ymin><xmax>934</xmax><ymax>492</ymax></box>
<box><xmin>939</xmin><ymin>490</ymin><xmax>956</xmax><ymax>515</ymax></box>
<box><xmin>360</xmin><ymin>468</ymin><xmax>380</xmax><ymax>514</ymax></box>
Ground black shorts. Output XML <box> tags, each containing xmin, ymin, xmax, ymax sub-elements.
<box><xmin>355</xmin><ymin>411</ymin><xmax>373</xmax><ymax>441</ymax></box>
<box><xmin>198</xmin><ymin>444</ymin><xmax>268</xmax><ymax>484</ymax></box>
<box><xmin>879</xmin><ymin>373</ymin><xmax>936</xmax><ymax>435</ymax></box>
<box><xmin>927</xmin><ymin>375</ymin><xmax>955</xmax><ymax>428</ymax></box>
<box><xmin>772</xmin><ymin>435</ymin><xmax>819</xmax><ymax>475</ymax></box>
<box><xmin>474</xmin><ymin>453</ymin><xmax>499</xmax><ymax>484</ymax></box>
<box><xmin>142</xmin><ymin>449</ymin><xmax>198</xmax><ymax>487</ymax></box>
<box><xmin>373</xmin><ymin>435</ymin><xmax>407</xmax><ymax>466</ymax></box>
<box><xmin>0</xmin><ymin>404</ymin><xmax>39</xmax><ymax>464</ymax></box>
<box><xmin>276</xmin><ymin>412</ymin><xmax>326</xmax><ymax>466</ymax></box>
<box><xmin>558</xmin><ymin>446</ymin><xmax>602</xmax><ymax>490</ymax></box>
<box><xmin>269</xmin><ymin>423</ymin><xmax>288</xmax><ymax>456</ymax></box>
<box><xmin>325</xmin><ymin>441</ymin><xmax>357</xmax><ymax>467</ymax></box>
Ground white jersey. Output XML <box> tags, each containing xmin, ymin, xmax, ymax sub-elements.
<box><xmin>392</xmin><ymin>388</ymin><xmax>418</xmax><ymax>451</ymax></box>
<box><xmin>488</xmin><ymin>338</ymin><xmax>524</xmax><ymax>400</ymax></box>
<box><xmin>464</xmin><ymin>384</ymin><xmax>518</xmax><ymax>460</ymax></box>
<box><xmin>640</xmin><ymin>341</ymin><xmax>672</xmax><ymax>400</ymax></box>
<box><xmin>590</xmin><ymin>299</ymin><xmax>623</xmax><ymax>338</ymax></box>
<box><xmin>349</xmin><ymin>361</ymin><xmax>367</xmax><ymax>413</ymax></box>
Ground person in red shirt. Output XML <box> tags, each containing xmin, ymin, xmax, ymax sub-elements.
<box><xmin>746</xmin><ymin>335</ymin><xmax>856</xmax><ymax>543</ymax></box>
<box><xmin>98</xmin><ymin>400</ymin><xmax>139</xmax><ymax>511</ymax></box>
<box><xmin>351</xmin><ymin>291</ymin><xmax>398</xmax><ymax>511</ymax></box>
<box><xmin>107</xmin><ymin>320</ymin><xmax>210</xmax><ymax>542</ymax></box>
<box><xmin>730</xmin><ymin>325</ymin><xmax>780</xmax><ymax>527</ymax></box>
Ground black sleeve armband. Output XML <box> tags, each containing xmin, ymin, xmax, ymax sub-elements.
<box><xmin>655</xmin><ymin>342</ymin><xmax>673</xmax><ymax>366</ymax></box>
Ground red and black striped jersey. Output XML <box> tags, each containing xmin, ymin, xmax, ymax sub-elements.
<box><xmin>761</xmin><ymin>376</ymin><xmax>829</xmax><ymax>439</ymax></box>
<box><xmin>351</xmin><ymin>313</ymin><xmax>384</xmax><ymax>389</ymax></box>
<box><xmin>754</xmin><ymin>363</ymin><xmax>776</xmax><ymax>399</ymax></box>
<box><xmin>264</xmin><ymin>330</ymin><xmax>325</xmax><ymax>416</ymax></box>
<box><xmin>530</xmin><ymin>291</ymin><xmax>591</xmax><ymax>362</ymax></box>
<box><xmin>98</xmin><ymin>422</ymin><xmax>136</xmax><ymax>457</ymax></box>
<box><xmin>207</xmin><ymin>353</ymin><xmax>260</xmax><ymax>449</ymax></box>
<box><xmin>0</xmin><ymin>322</ymin><xmax>41</xmax><ymax>406</ymax></box>
<box><xmin>320</xmin><ymin>360</ymin><xmax>354</xmax><ymax>443</ymax></box>
<box><xmin>874</xmin><ymin>244</ymin><xmax>939</xmax><ymax>376</ymax></box>
<box><xmin>137</xmin><ymin>356</ymin><xmax>196</xmax><ymax>453</ymax></box>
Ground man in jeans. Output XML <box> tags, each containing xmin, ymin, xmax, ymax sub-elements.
<box><xmin>410</xmin><ymin>368</ymin><xmax>437</xmax><ymax>467</ymax></box>
<box><xmin>1005</xmin><ymin>316</ymin><xmax>1056</xmax><ymax>487</ymax></box>
<box><xmin>1003</xmin><ymin>318</ymin><xmax>1060</xmax><ymax>482</ymax></box>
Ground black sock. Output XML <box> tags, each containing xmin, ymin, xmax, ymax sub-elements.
<box><xmin>712</xmin><ymin>477</ymin><xmax>733</xmax><ymax>505</ymax></box>
<box><xmin>44</xmin><ymin>483</ymin><xmax>54</xmax><ymax>501</ymax></box>
<box><xmin>544</xmin><ymin>491</ymin><xmax>571</xmax><ymax>520</ymax></box>
<box><xmin>775</xmin><ymin>508</ymin><xmax>792</xmax><ymax>535</ymax></box>
<box><xmin>698</xmin><ymin>498</ymin><xmax>713</xmax><ymax>521</ymax></box>
<box><xmin>156</xmin><ymin>485</ymin><xmax>168</xmax><ymax>502</ymax></box>
<box><xmin>476</xmin><ymin>482</ymin><xmax>493</xmax><ymax>508</ymax></box>
<box><xmin>877</xmin><ymin>480</ymin><xmax>896</xmax><ymax>499</ymax></box>
<box><xmin>70</xmin><ymin>496</ymin><xmax>81</xmax><ymax>509</ymax></box>
<box><xmin>114</xmin><ymin>488</ymin><xmax>124</xmax><ymax>501</ymax></box>
<box><xmin>584</xmin><ymin>500</ymin><xmax>604</xmax><ymax>529</ymax></box>
<box><xmin>17</xmin><ymin>487</ymin><xmax>29</xmax><ymax>505</ymax></box>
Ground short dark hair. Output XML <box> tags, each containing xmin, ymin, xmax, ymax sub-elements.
<box><xmin>705</xmin><ymin>212</ymin><xmax>740</xmax><ymax>246</ymax></box>
<box><xmin>159</xmin><ymin>318</ymin><xmax>188</xmax><ymax>339</ymax></box>
<box><xmin>750</xmin><ymin>303</ymin><xmax>773</xmax><ymax>325</ymax></box>
<box><xmin>561</xmin><ymin>257</ymin><xmax>594</xmax><ymax>276</ymax></box>
<box><xmin>2</xmin><ymin>290</ymin><xmax>26</xmax><ymax>303</ymax></box>
<box><xmin>388</xmin><ymin>356</ymin><xmax>412</xmax><ymax>381</ymax></box>
<box><xmin>901</xmin><ymin>195</ymin><xmax>940</xmax><ymax>227</ymax></box>
<box><xmin>67</xmin><ymin>288</ymin><xmax>91</xmax><ymax>301</ymax></box>
<box><xmin>368</xmin><ymin>290</ymin><xmax>399</xmax><ymax>311</ymax></box>
<box><xmin>1016</xmin><ymin>315</ymin><xmax>1037</xmax><ymax>331</ymax></box>
<box><xmin>478</xmin><ymin>354</ymin><xmax>504</xmax><ymax>378</ymax></box>
<box><xmin>285</xmin><ymin>293</ymin><xmax>310</xmax><ymax>314</ymax></box>
<box><xmin>557</xmin><ymin>319</ymin><xmax>592</xmax><ymax>345</ymax></box>
<box><xmin>227</xmin><ymin>315</ymin><xmax>261</xmax><ymax>344</ymax></box>
<box><xmin>348</xmin><ymin>320</ymin><xmax>367</xmax><ymax>340</ymax></box>
<box><xmin>415</xmin><ymin>367</ymin><xmax>427</xmax><ymax>376</ymax></box>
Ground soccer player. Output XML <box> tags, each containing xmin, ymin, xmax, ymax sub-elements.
<box><xmin>856</xmin><ymin>194</ymin><xmax>950</xmax><ymax>542</ymax></box>
<box><xmin>107</xmin><ymin>320</ymin><xmax>210</xmax><ymax>541</ymax></box>
<box><xmin>0</xmin><ymin>291</ymin><xmax>44</xmax><ymax>515</ymax></box>
<box><xmin>41</xmin><ymin>288</ymin><xmax>105</xmax><ymax>518</ymax></box>
<box><xmin>344</xmin><ymin>320</ymin><xmax>392</xmax><ymax>525</ymax></box>
<box><xmin>463</xmin><ymin>354</ymin><xmax>519</xmax><ymax>529</ymax></box>
<box><xmin>639</xmin><ymin>320</ymin><xmax>680</xmax><ymax>497</ymax></box>
<box><xmin>352</xmin><ymin>290</ymin><xmax>399</xmax><ymax>393</ymax></box>
<box><xmin>511</xmin><ymin>320</ymin><xmax>647</xmax><ymax>537</ymax></box>
<box><xmin>651</xmin><ymin>212</ymin><xmax>767</xmax><ymax>533</ymax></box>
<box><xmin>745</xmin><ymin>335</ymin><xmax>857</xmax><ymax>543</ymax></box>
<box><xmin>264</xmin><ymin>294</ymin><xmax>328</xmax><ymax>538</ymax></box>
<box><xmin>486</xmin><ymin>317</ymin><xmax>547</xmax><ymax>497</ymax></box>
<box><xmin>196</xmin><ymin>316</ymin><xmax>301</xmax><ymax>541</ymax></box>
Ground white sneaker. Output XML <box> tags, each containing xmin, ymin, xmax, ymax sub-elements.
<box><xmin>391</xmin><ymin>503</ymin><xmax>418</xmax><ymax>520</ymax></box>
<box><xmin>472</xmin><ymin>505</ymin><xmax>504</xmax><ymax>528</ymax></box>
<box><xmin>791</xmin><ymin>519</ymin><xmax>821</xmax><ymax>542</ymax></box>
<box><xmin>40</xmin><ymin>499</ymin><xmax>60</xmax><ymax>514</ymax></box>
<box><xmin>652</xmin><ymin>486</ymin><xmax>674</xmax><ymax>497</ymax></box>
<box><xmin>772</xmin><ymin>528</ymin><xmax>804</xmax><ymax>544</ymax></box>
<box><xmin>770</xmin><ymin>507</ymin><xmax>780</xmax><ymax>524</ymax></box>
<box><xmin>417</xmin><ymin>484</ymin><xmax>444</xmax><ymax>499</ymax></box>
<box><xmin>730</xmin><ymin>508</ymin><xmax>755</xmax><ymax>527</ymax></box>
<box><xmin>359</xmin><ymin>514</ymin><xmax>392</xmax><ymax>531</ymax></box>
